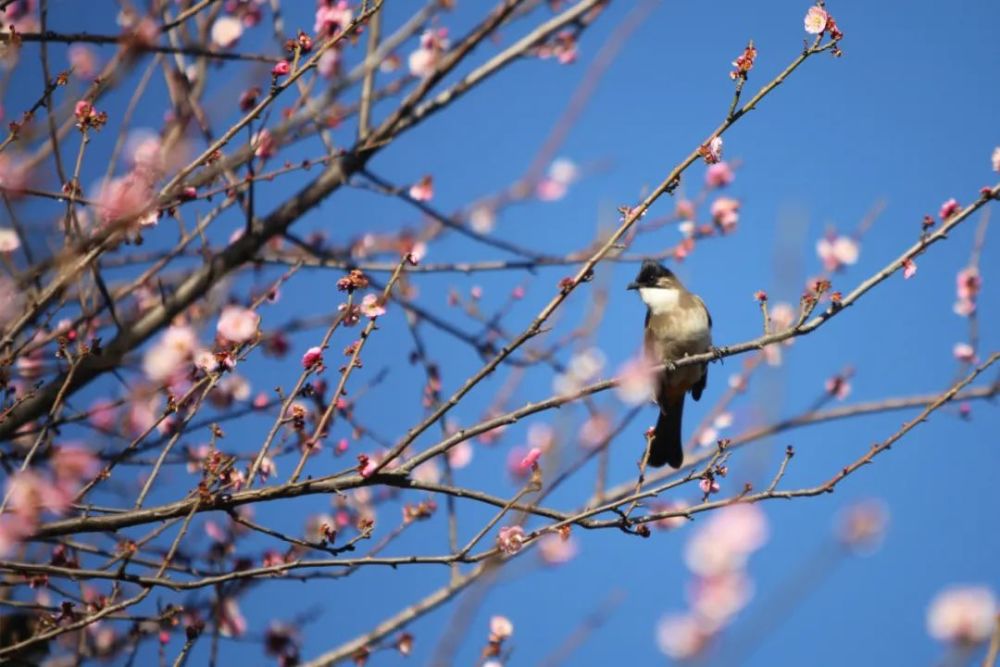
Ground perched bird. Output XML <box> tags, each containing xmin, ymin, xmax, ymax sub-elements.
<box><xmin>627</xmin><ymin>260</ymin><xmax>712</xmax><ymax>468</ymax></box>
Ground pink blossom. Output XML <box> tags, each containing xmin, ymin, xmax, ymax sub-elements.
<box><xmin>816</xmin><ymin>234</ymin><xmax>860</xmax><ymax>271</ymax></box>
<box><xmin>684</xmin><ymin>504</ymin><xmax>768</xmax><ymax>577</ymax></box>
<box><xmin>314</xmin><ymin>1</ymin><xmax>352</xmax><ymax>37</ymax></box>
<box><xmin>655</xmin><ymin>613</ymin><xmax>708</xmax><ymax>659</ymax></box>
<box><xmin>706</xmin><ymin>136</ymin><xmax>723</xmax><ymax>163</ymax></box>
<box><xmin>927</xmin><ymin>586</ymin><xmax>997</xmax><ymax>644</ymax></box>
<box><xmin>0</xmin><ymin>228</ymin><xmax>20</xmax><ymax>253</ymax></box>
<box><xmin>548</xmin><ymin>158</ymin><xmax>578</xmax><ymax>185</ymax></box>
<box><xmin>489</xmin><ymin>615</ymin><xmax>514</xmax><ymax>641</ymax></box>
<box><xmin>902</xmin><ymin>258</ymin><xmax>917</xmax><ymax>279</ymax></box>
<box><xmin>705</xmin><ymin>162</ymin><xmax>734</xmax><ymax>188</ymax></box>
<box><xmin>497</xmin><ymin>525</ymin><xmax>526</xmax><ymax>554</ymax></box>
<box><xmin>824</xmin><ymin>374</ymin><xmax>851</xmax><ymax>400</ymax></box>
<box><xmin>676</xmin><ymin>199</ymin><xmax>696</xmax><ymax>222</ymax></box>
<box><xmin>699</xmin><ymin>477</ymin><xmax>720</xmax><ymax>495</ymax></box>
<box><xmin>253</xmin><ymin>128</ymin><xmax>276</xmax><ymax>159</ymax></box>
<box><xmin>95</xmin><ymin>172</ymin><xmax>155</xmax><ymax>225</ymax></box>
<box><xmin>271</xmin><ymin>60</ymin><xmax>290</xmax><ymax>76</ymax></box>
<box><xmin>360</xmin><ymin>293</ymin><xmax>386</xmax><ymax>318</ymax></box>
<box><xmin>709</xmin><ymin>196</ymin><xmax>740</xmax><ymax>232</ymax></box>
<box><xmin>653</xmin><ymin>500</ymin><xmax>690</xmax><ymax>531</ymax></box>
<box><xmin>956</xmin><ymin>266</ymin><xmax>982</xmax><ymax>302</ymax></box>
<box><xmin>211</xmin><ymin>15</ymin><xmax>244</xmax><ymax>48</ymax></box>
<box><xmin>447</xmin><ymin>440</ymin><xmax>473</xmax><ymax>468</ymax></box>
<box><xmin>6</xmin><ymin>470</ymin><xmax>72</xmax><ymax>520</ymax></box>
<box><xmin>953</xmin><ymin>342</ymin><xmax>976</xmax><ymax>363</ymax></box>
<box><xmin>302</xmin><ymin>346</ymin><xmax>324</xmax><ymax>369</ymax></box>
<box><xmin>257</xmin><ymin>456</ymin><xmax>277</xmax><ymax>482</ymax></box>
<box><xmin>469</xmin><ymin>205</ymin><xmax>496</xmax><ymax>234</ymax></box>
<box><xmin>538</xmin><ymin>533</ymin><xmax>578</xmax><ymax>565</ymax></box>
<box><xmin>68</xmin><ymin>44</ymin><xmax>99</xmax><ymax>79</ymax></box>
<box><xmin>615</xmin><ymin>356</ymin><xmax>656</xmax><ymax>405</ymax></box>
<box><xmin>836</xmin><ymin>499</ymin><xmax>889</xmax><ymax>554</ymax></box>
<box><xmin>88</xmin><ymin>399</ymin><xmax>118</xmax><ymax>432</ymax></box>
<box><xmin>939</xmin><ymin>198</ymin><xmax>961</xmax><ymax>220</ymax></box>
<box><xmin>194</xmin><ymin>349</ymin><xmax>218</xmax><ymax>373</ymax></box>
<box><xmin>317</xmin><ymin>48</ymin><xmax>341</xmax><ymax>78</ymax></box>
<box><xmin>519</xmin><ymin>447</ymin><xmax>542</xmax><ymax>472</ymax></box>
<box><xmin>688</xmin><ymin>571</ymin><xmax>753</xmax><ymax>626</ymax></box>
<box><xmin>0</xmin><ymin>154</ymin><xmax>32</xmax><ymax>196</ymax></box>
<box><xmin>804</xmin><ymin>6</ymin><xmax>829</xmax><ymax>34</ymax></box>
<box><xmin>408</xmin><ymin>28</ymin><xmax>449</xmax><ymax>78</ymax></box>
<box><xmin>218</xmin><ymin>598</ymin><xmax>247</xmax><ymax>637</ymax></box>
<box><xmin>408</xmin><ymin>175</ymin><xmax>434</xmax><ymax>201</ymax></box>
<box><xmin>51</xmin><ymin>444</ymin><xmax>100</xmax><ymax>485</ymax></box>
<box><xmin>217</xmin><ymin>305</ymin><xmax>260</xmax><ymax>343</ymax></box>
<box><xmin>992</xmin><ymin>147</ymin><xmax>1000</xmax><ymax>172</ymax></box>
<box><xmin>535</xmin><ymin>178</ymin><xmax>568</xmax><ymax>201</ymax></box>
<box><xmin>578</xmin><ymin>413</ymin><xmax>611</xmax><ymax>449</ymax></box>
<box><xmin>128</xmin><ymin>132</ymin><xmax>166</xmax><ymax>179</ymax></box>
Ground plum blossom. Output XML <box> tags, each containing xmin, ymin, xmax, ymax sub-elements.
<box><xmin>317</xmin><ymin>48</ymin><xmax>341</xmax><ymax>78</ymax></box>
<box><xmin>52</xmin><ymin>444</ymin><xmax>100</xmax><ymax>485</ymax></box>
<box><xmin>408</xmin><ymin>28</ymin><xmax>449</xmax><ymax>78</ymax></box>
<box><xmin>954</xmin><ymin>266</ymin><xmax>981</xmax><ymax>317</ymax></box>
<box><xmin>489</xmin><ymin>615</ymin><xmax>514</xmax><ymax>641</ymax></box>
<box><xmin>615</xmin><ymin>355</ymin><xmax>656</xmax><ymax>405</ymax></box>
<box><xmin>953</xmin><ymin>342</ymin><xmax>976</xmax><ymax>363</ymax></box>
<box><xmin>656</xmin><ymin>613</ymin><xmax>709</xmax><ymax>660</ymax></box>
<box><xmin>704</xmin><ymin>136</ymin><xmax>723</xmax><ymax>163</ymax></box>
<box><xmin>217</xmin><ymin>305</ymin><xmax>260</xmax><ymax>344</ymax></box>
<box><xmin>518</xmin><ymin>447</ymin><xmax>542</xmax><ymax>473</ymax></box>
<box><xmin>68</xmin><ymin>44</ymin><xmax>99</xmax><ymax>79</ymax></box>
<box><xmin>6</xmin><ymin>470</ymin><xmax>72</xmax><ymax>521</ymax></box>
<box><xmin>688</xmin><ymin>571</ymin><xmax>753</xmax><ymax>626</ymax></box>
<box><xmin>824</xmin><ymin>373</ymin><xmax>851</xmax><ymax>400</ymax></box>
<box><xmin>497</xmin><ymin>525</ymin><xmax>526</xmax><ymax>554</ymax></box>
<box><xmin>804</xmin><ymin>6</ymin><xmax>829</xmax><ymax>34</ymax></box>
<box><xmin>836</xmin><ymin>499</ymin><xmax>889</xmax><ymax>554</ymax></box>
<box><xmin>360</xmin><ymin>293</ymin><xmax>386</xmax><ymax>318</ymax></box>
<box><xmin>939</xmin><ymin>198</ymin><xmax>960</xmax><ymax>220</ymax></box>
<box><xmin>553</xmin><ymin>347</ymin><xmax>605</xmax><ymax>394</ymax></box>
<box><xmin>0</xmin><ymin>228</ymin><xmax>19</xmax><ymax>253</ymax></box>
<box><xmin>993</xmin><ymin>146</ymin><xmax>1000</xmax><ymax>172</ymax></box>
<box><xmin>816</xmin><ymin>233</ymin><xmax>859</xmax><ymax>271</ymax></box>
<box><xmin>96</xmin><ymin>173</ymin><xmax>155</xmax><ymax>226</ymax></box>
<box><xmin>302</xmin><ymin>346</ymin><xmax>324</xmax><ymax>369</ymax></box>
<box><xmin>218</xmin><ymin>598</ymin><xmax>247</xmax><ymax>637</ymax></box>
<box><xmin>448</xmin><ymin>440</ymin><xmax>473</xmax><ymax>468</ymax></box>
<box><xmin>409</xmin><ymin>175</ymin><xmax>434</xmax><ymax>201</ymax></box>
<box><xmin>314</xmin><ymin>1</ymin><xmax>352</xmax><ymax>38</ymax></box>
<box><xmin>271</xmin><ymin>60</ymin><xmax>290</xmax><ymax>76</ymax></box>
<box><xmin>927</xmin><ymin>586</ymin><xmax>997</xmax><ymax>644</ymax></box>
<box><xmin>253</xmin><ymin>128</ymin><xmax>276</xmax><ymax>159</ymax></box>
<box><xmin>705</xmin><ymin>162</ymin><xmax>734</xmax><ymax>188</ymax></box>
<box><xmin>710</xmin><ymin>196</ymin><xmax>740</xmax><ymax>232</ymax></box>
<box><xmin>653</xmin><ymin>500</ymin><xmax>690</xmax><ymax>531</ymax></box>
<box><xmin>683</xmin><ymin>503</ymin><xmax>768</xmax><ymax>578</ymax></box>
<box><xmin>902</xmin><ymin>258</ymin><xmax>917</xmax><ymax>279</ymax></box>
<box><xmin>538</xmin><ymin>532</ymin><xmax>578</xmax><ymax>565</ymax></box>
<box><xmin>211</xmin><ymin>15</ymin><xmax>244</xmax><ymax>48</ymax></box>
<box><xmin>536</xmin><ymin>157</ymin><xmax>578</xmax><ymax>201</ymax></box>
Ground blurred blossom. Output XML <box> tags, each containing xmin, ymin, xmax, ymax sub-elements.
<box><xmin>253</xmin><ymin>128</ymin><xmax>276</xmax><ymax>159</ymax></box>
<box><xmin>0</xmin><ymin>515</ymin><xmax>32</xmax><ymax>557</ymax></box>
<box><xmin>218</xmin><ymin>598</ymin><xmax>247</xmax><ymax>637</ymax></box>
<box><xmin>0</xmin><ymin>228</ymin><xmax>19</xmax><ymax>252</ymax></box>
<box><xmin>684</xmin><ymin>503</ymin><xmax>768</xmax><ymax>578</ymax></box>
<box><xmin>992</xmin><ymin>146</ymin><xmax>1000</xmax><ymax>172</ymax></box>
<box><xmin>95</xmin><ymin>172</ymin><xmax>155</xmax><ymax>226</ymax></box>
<box><xmin>88</xmin><ymin>399</ymin><xmax>118</xmax><ymax>432</ymax></box>
<box><xmin>816</xmin><ymin>233</ymin><xmax>859</xmax><ymax>272</ymax></box>
<box><xmin>554</xmin><ymin>347</ymin><xmax>605</xmax><ymax>394</ymax></box>
<box><xmin>2</xmin><ymin>0</ymin><xmax>38</xmax><ymax>33</ymax></box>
<box><xmin>211</xmin><ymin>16</ymin><xmax>244</xmax><ymax>48</ymax></box>
<box><xmin>314</xmin><ymin>0</ymin><xmax>352</xmax><ymax>37</ymax></box>
<box><xmin>709</xmin><ymin>197</ymin><xmax>740</xmax><ymax>232</ymax></box>
<box><xmin>688</xmin><ymin>571</ymin><xmax>753</xmax><ymax>627</ymax></box>
<box><xmin>411</xmin><ymin>460</ymin><xmax>441</xmax><ymax>485</ymax></box>
<box><xmin>6</xmin><ymin>470</ymin><xmax>71</xmax><ymax>521</ymax></box>
<box><xmin>305</xmin><ymin>514</ymin><xmax>336</xmax><ymax>543</ymax></box>
<box><xmin>536</xmin><ymin>157</ymin><xmax>578</xmax><ymax>201</ymax></box>
<box><xmin>489</xmin><ymin>615</ymin><xmax>514</xmax><ymax>641</ymax></box>
<box><xmin>954</xmin><ymin>266</ymin><xmax>981</xmax><ymax>317</ymax></box>
<box><xmin>538</xmin><ymin>532</ymin><xmax>578</xmax><ymax>565</ymax></box>
<box><xmin>143</xmin><ymin>324</ymin><xmax>199</xmax><ymax>382</ymax></box>
<box><xmin>578</xmin><ymin>413</ymin><xmax>611</xmax><ymax>449</ymax></box>
<box><xmin>317</xmin><ymin>48</ymin><xmax>341</xmax><ymax>78</ymax></box>
<box><xmin>653</xmin><ymin>500</ymin><xmax>690</xmax><ymax>531</ymax></box>
<box><xmin>926</xmin><ymin>586</ymin><xmax>997</xmax><ymax>644</ymax></box>
<box><xmin>706</xmin><ymin>136</ymin><xmax>723</xmax><ymax>163</ymax></box>
<box><xmin>676</xmin><ymin>199</ymin><xmax>696</xmax><ymax>223</ymax></box>
<box><xmin>447</xmin><ymin>440</ymin><xmax>473</xmax><ymax>469</ymax></box>
<box><xmin>409</xmin><ymin>28</ymin><xmax>449</xmax><ymax>78</ymax></box>
<box><xmin>0</xmin><ymin>275</ymin><xmax>23</xmax><ymax>327</ymax></box>
<box><xmin>615</xmin><ymin>356</ymin><xmax>655</xmax><ymax>405</ymax></box>
<box><xmin>527</xmin><ymin>423</ymin><xmax>556</xmax><ymax>451</ymax></box>
<box><xmin>804</xmin><ymin>6</ymin><xmax>829</xmax><ymax>34</ymax></box>
<box><xmin>217</xmin><ymin>305</ymin><xmax>260</xmax><ymax>343</ymax></box>
<box><xmin>824</xmin><ymin>374</ymin><xmax>851</xmax><ymax>400</ymax></box>
<box><xmin>836</xmin><ymin>499</ymin><xmax>889</xmax><ymax>555</ymax></box>
<box><xmin>656</xmin><ymin>613</ymin><xmax>708</xmax><ymax>660</ymax></box>
<box><xmin>469</xmin><ymin>205</ymin><xmax>496</xmax><ymax>233</ymax></box>
<box><xmin>952</xmin><ymin>342</ymin><xmax>976</xmax><ymax>363</ymax></box>
<box><xmin>705</xmin><ymin>162</ymin><xmax>734</xmax><ymax>188</ymax></box>
<box><xmin>51</xmin><ymin>444</ymin><xmax>100</xmax><ymax>485</ymax></box>
<box><xmin>0</xmin><ymin>154</ymin><xmax>32</xmax><ymax>196</ymax></box>
<box><xmin>902</xmin><ymin>258</ymin><xmax>917</xmax><ymax>280</ymax></box>
<box><xmin>409</xmin><ymin>175</ymin><xmax>434</xmax><ymax>201</ymax></box>
<box><xmin>497</xmin><ymin>525</ymin><xmax>526</xmax><ymax>554</ymax></box>
<box><xmin>361</xmin><ymin>293</ymin><xmax>386</xmax><ymax>318</ymax></box>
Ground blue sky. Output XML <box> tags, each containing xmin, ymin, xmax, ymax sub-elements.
<box><xmin>5</xmin><ymin>0</ymin><xmax>998</xmax><ymax>665</ymax></box>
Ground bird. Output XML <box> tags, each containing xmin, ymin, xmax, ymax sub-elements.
<box><xmin>627</xmin><ymin>260</ymin><xmax>712</xmax><ymax>468</ymax></box>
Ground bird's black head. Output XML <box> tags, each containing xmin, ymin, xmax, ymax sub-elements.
<box><xmin>626</xmin><ymin>260</ymin><xmax>675</xmax><ymax>290</ymax></box>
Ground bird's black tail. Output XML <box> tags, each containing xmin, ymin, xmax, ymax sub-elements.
<box><xmin>648</xmin><ymin>397</ymin><xmax>684</xmax><ymax>468</ymax></box>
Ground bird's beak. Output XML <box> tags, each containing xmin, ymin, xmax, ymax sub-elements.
<box><xmin>626</xmin><ymin>281</ymin><xmax>639</xmax><ymax>291</ymax></box>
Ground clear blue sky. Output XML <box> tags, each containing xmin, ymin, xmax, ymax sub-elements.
<box><xmin>7</xmin><ymin>1</ymin><xmax>997</xmax><ymax>665</ymax></box>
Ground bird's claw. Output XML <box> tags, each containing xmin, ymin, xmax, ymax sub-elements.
<box><xmin>709</xmin><ymin>346</ymin><xmax>725</xmax><ymax>362</ymax></box>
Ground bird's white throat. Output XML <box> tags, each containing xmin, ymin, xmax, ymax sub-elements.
<box><xmin>639</xmin><ymin>287</ymin><xmax>680</xmax><ymax>314</ymax></box>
